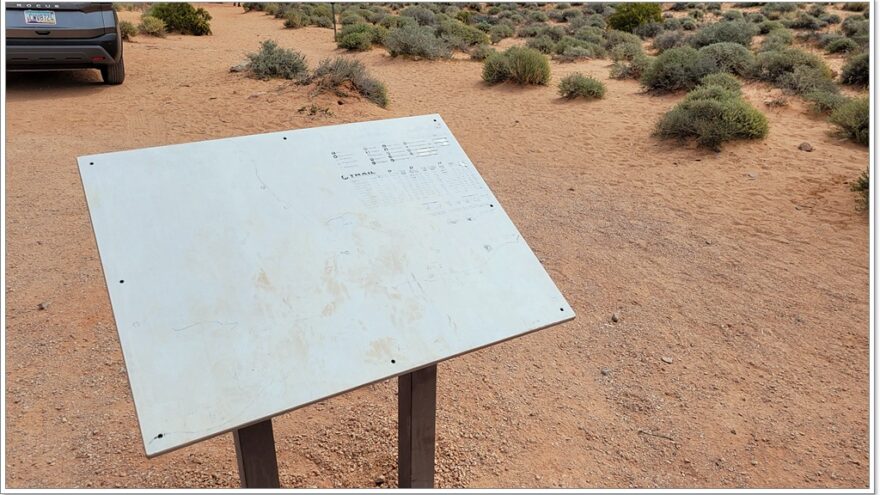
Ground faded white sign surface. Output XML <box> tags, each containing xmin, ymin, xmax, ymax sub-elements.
<box><xmin>79</xmin><ymin>114</ymin><xmax>574</xmax><ymax>457</ymax></box>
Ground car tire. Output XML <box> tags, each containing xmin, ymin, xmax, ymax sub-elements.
<box><xmin>101</xmin><ymin>57</ymin><xmax>125</xmax><ymax>85</ymax></box>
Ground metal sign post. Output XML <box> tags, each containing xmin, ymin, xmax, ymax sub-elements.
<box><xmin>78</xmin><ymin>115</ymin><xmax>574</xmax><ymax>488</ymax></box>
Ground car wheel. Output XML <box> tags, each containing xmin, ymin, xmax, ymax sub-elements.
<box><xmin>101</xmin><ymin>56</ymin><xmax>125</xmax><ymax>85</ymax></box>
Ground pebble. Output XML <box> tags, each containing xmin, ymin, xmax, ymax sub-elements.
<box><xmin>601</xmin><ymin>368</ymin><xmax>610</xmax><ymax>376</ymax></box>
<box><xmin>375</xmin><ymin>475</ymin><xmax>385</xmax><ymax>485</ymax></box>
<box><xmin>611</xmin><ymin>313</ymin><xmax>619</xmax><ymax>323</ymax></box>
<box><xmin>661</xmin><ymin>356</ymin><xmax>674</xmax><ymax>364</ymax></box>
<box><xmin>37</xmin><ymin>302</ymin><xmax>48</xmax><ymax>311</ymax></box>
<box><xmin>798</xmin><ymin>142</ymin><xmax>813</xmax><ymax>152</ymax></box>
<box><xmin>751</xmin><ymin>460</ymin><xmax>758</xmax><ymax>466</ymax></box>
<box><xmin>747</xmin><ymin>172</ymin><xmax>758</xmax><ymax>180</ymax></box>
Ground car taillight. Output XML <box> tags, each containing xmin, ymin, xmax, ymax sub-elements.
<box><xmin>91</xmin><ymin>56</ymin><xmax>105</xmax><ymax>62</ymax></box>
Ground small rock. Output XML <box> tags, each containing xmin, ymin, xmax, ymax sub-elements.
<box><xmin>601</xmin><ymin>368</ymin><xmax>610</xmax><ymax>376</ymax></box>
<box><xmin>228</xmin><ymin>62</ymin><xmax>248</xmax><ymax>73</ymax></box>
<box><xmin>751</xmin><ymin>460</ymin><xmax>758</xmax><ymax>466</ymax></box>
<box><xmin>337</xmin><ymin>100</ymin><xmax>344</xmax><ymax>105</ymax></box>
<box><xmin>611</xmin><ymin>313</ymin><xmax>619</xmax><ymax>323</ymax></box>
<box><xmin>746</xmin><ymin>172</ymin><xmax>758</xmax><ymax>180</ymax></box>
<box><xmin>798</xmin><ymin>142</ymin><xmax>813</xmax><ymax>152</ymax></box>
<box><xmin>660</xmin><ymin>356</ymin><xmax>673</xmax><ymax>364</ymax></box>
<box><xmin>37</xmin><ymin>302</ymin><xmax>49</xmax><ymax>311</ymax></box>
<box><xmin>375</xmin><ymin>475</ymin><xmax>385</xmax><ymax>486</ymax></box>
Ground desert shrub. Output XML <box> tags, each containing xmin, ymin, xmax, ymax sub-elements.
<box><xmin>283</xmin><ymin>10</ymin><xmax>306</xmax><ymax>29</ymax></box>
<box><xmin>662</xmin><ymin>17</ymin><xmax>681</xmax><ymax>30</ymax></box>
<box><xmin>761</xmin><ymin>3</ymin><xmax>798</xmax><ymax>16</ymax></box>
<box><xmin>655</xmin><ymin>85</ymin><xmax>768</xmax><ymax>150</ymax></box>
<box><xmin>610</xmin><ymin>41</ymin><xmax>644</xmax><ymax>61</ymax></box>
<box><xmin>705</xmin><ymin>3</ymin><xmax>721</xmax><ymax>12</ymax></box>
<box><xmin>842</xmin><ymin>2</ymin><xmax>868</xmax><ymax>11</ymax></box>
<box><xmin>578</xmin><ymin>13</ymin><xmax>607</xmax><ymax>29</ymax></box>
<box><xmin>698</xmin><ymin>42</ymin><xmax>755</xmax><ymax>76</ymax></box>
<box><xmin>338</xmin><ymin>11</ymin><xmax>366</xmax><ymax>25</ymax></box>
<box><xmin>483</xmin><ymin>46</ymin><xmax>550</xmax><ymax>85</ymax></box>
<box><xmin>689</xmin><ymin>20</ymin><xmax>757</xmax><ymax>48</ymax></box>
<box><xmin>438</xmin><ymin>18</ymin><xmax>489</xmax><ymax>46</ymax></box>
<box><xmin>640</xmin><ymin>46</ymin><xmax>715</xmax><ymax>92</ymax></box>
<box><xmin>841</xmin><ymin>52</ymin><xmax>869</xmax><ymax>87</ymax></box>
<box><xmin>722</xmin><ymin>9</ymin><xmax>744</xmax><ymax>21</ymax></box>
<box><xmin>400</xmin><ymin>5</ymin><xmax>436</xmax><ymax>26</ymax></box>
<box><xmin>530</xmin><ymin>10</ymin><xmax>549</xmax><ymax>22</ymax></box>
<box><xmin>826</xmin><ymin>37</ymin><xmax>859</xmax><ymax>54</ymax></box>
<box><xmin>561</xmin><ymin>7</ymin><xmax>583</xmax><ymax>21</ymax></box>
<box><xmin>752</xmin><ymin>48</ymin><xmax>832</xmax><ymax>87</ymax></box>
<box><xmin>782</xmin><ymin>12</ymin><xmax>825</xmax><ymax>30</ymax></box>
<box><xmin>653</xmin><ymin>30</ymin><xmax>688</xmax><ymax>52</ymax></box>
<box><xmin>558</xmin><ymin>73</ymin><xmax>606</xmax><ymax>99</ymax></box>
<box><xmin>830</xmin><ymin>97</ymin><xmax>869</xmax><ymax>145</ymax></box>
<box><xmin>607</xmin><ymin>3</ymin><xmax>662</xmax><ymax>32</ymax></box>
<box><xmin>758</xmin><ymin>20</ymin><xmax>785</xmax><ymax>33</ymax></box>
<box><xmin>555</xmin><ymin>36</ymin><xmax>606</xmax><ymax>56</ymax></box>
<box><xmin>506</xmin><ymin>46</ymin><xmax>551</xmax><ymax>85</ymax></box>
<box><xmin>746</xmin><ymin>12</ymin><xmax>766</xmax><ymax>23</ymax></box>
<box><xmin>759</xmin><ymin>28</ymin><xmax>794</xmax><ymax>51</ymax></box>
<box><xmin>517</xmin><ymin>23</ymin><xmax>543</xmax><ymax>38</ymax></box>
<box><xmin>634</xmin><ymin>21</ymin><xmax>664</xmax><ymax>39</ymax></box>
<box><xmin>309</xmin><ymin>57</ymin><xmax>388</xmax><ymax>107</ymax></box>
<box><xmin>681</xmin><ymin>18</ymin><xmax>697</xmax><ymax>30</ymax></box>
<box><xmin>489</xmin><ymin>24</ymin><xmax>514</xmax><ymax>44</ymax></box>
<box><xmin>821</xmin><ymin>13</ymin><xmax>841</xmax><ymax>25</ymax></box>
<box><xmin>139</xmin><ymin>15</ymin><xmax>166</xmax><ymax>37</ymax></box>
<box><xmin>841</xmin><ymin>16</ymin><xmax>869</xmax><ymax>38</ymax></box>
<box><xmin>573</xmin><ymin>26</ymin><xmax>606</xmax><ymax>45</ymax></box>
<box><xmin>604</xmin><ymin>29</ymin><xmax>642</xmax><ymax>50</ymax></box>
<box><xmin>119</xmin><ymin>20</ymin><xmax>137</xmax><ymax>40</ymax></box>
<box><xmin>556</xmin><ymin>44</ymin><xmax>606</xmax><ymax>61</ymax></box>
<box><xmin>610</xmin><ymin>52</ymin><xmax>652</xmax><ymax>79</ymax></box>
<box><xmin>778</xmin><ymin>65</ymin><xmax>838</xmax><ymax>94</ymax></box>
<box><xmin>689</xmin><ymin>9</ymin><xmax>705</xmax><ymax>20</ymax></box>
<box><xmin>385</xmin><ymin>25</ymin><xmax>451</xmax><ymax>59</ymax></box>
<box><xmin>147</xmin><ymin>3</ymin><xmax>211</xmax><ymax>35</ymax></box>
<box><xmin>246</xmin><ymin>40</ymin><xmax>308</xmax><ymax>80</ymax></box>
<box><xmin>481</xmin><ymin>51</ymin><xmax>511</xmax><ymax>83</ymax></box>
<box><xmin>803</xmin><ymin>90</ymin><xmax>848</xmax><ymax>114</ymax></box>
<box><xmin>337</xmin><ymin>24</ymin><xmax>379</xmax><ymax>51</ymax></box>
<box><xmin>851</xmin><ymin>168</ymin><xmax>869</xmax><ymax>209</ymax></box>
<box><xmin>470</xmin><ymin>44</ymin><xmax>495</xmax><ymax>60</ymax></box>
<box><xmin>699</xmin><ymin>72</ymin><xmax>741</xmax><ymax>93</ymax></box>
<box><xmin>526</xmin><ymin>35</ymin><xmax>556</xmax><ymax>54</ymax></box>
<box><xmin>381</xmin><ymin>15</ymin><xmax>419</xmax><ymax>29</ymax></box>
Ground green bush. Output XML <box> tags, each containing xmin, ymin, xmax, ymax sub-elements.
<box><xmin>782</xmin><ymin>12</ymin><xmax>825</xmax><ymax>30</ymax></box>
<box><xmin>698</xmin><ymin>42</ymin><xmax>755</xmax><ymax>76</ymax></box>
<box><xmin>483</xmin><ymin>46</ymin><xmax>550</xmax><ymax>85</ymax></box>
<box><xmin>699</xmin><ymin>72</ymin><xmax>741</xmax><ymax>93</ymax></box>
<box><xmin>526</xmin><ymin>35</ymin><xmax>556</xmax><ymax>54</ymax></box>
<box><xmin>147</xmin><ymin>3</ymin><xmax>211</xmax><ymax>35</ymax></box>
<box><xmin>384</xmin><ymin>25</ymin><xmax>451</xmax><ymax>59</ymax></box>
<box><xmin>842</xmin><ymin>2</ymin><xmax>868</xmax><ymax>12</ymax></box>
<box><xmin>138</xmin><ymin>15</ymin><xmax>166</xmax><ymax>37</ymax></box>
<box><xmin>310</xmin><ymin>57</ymin><xmax>388</xmax><ymax>107</ymax></box>
<box><xmin>752</xmin><ymin>48</ymin><xmax>832</xmax><ymax>89</ymax></box>
<box><xmin>557</xmin><ymin>44</ymin><xmax>606</xmax><ymax>61</ymax></box>
<box><xmin>470</xmin><ymin>44</ymin><xmax>495</xmax><ymax>61</ymax></box>
<box><xmin>610</xmin><ymin>41</ymin><xmax>644</xmax><ymax>61</ymax></box>
<box><xmin>506</xmin><ymin>46</ymin><xmax>551</xmax><ymax>85</ymax></box>
<box><xmin>640</xmin><ymin>46</ymin><xmax>715</xmax><ymax>92</ymax></box>
<box><xmin>283</xmin><ymin>10</ymin><xmax>306</xmax><ymax>29</ymax></box>
<box><xmin>826</xmin><ymin>37</ymin><xmax>859</xmax><ymax>54</ymax></box>
<box><xmin>851</xmin><ymin>168</ymin><xmax>869</xmax><ymax>209</ymax></box>
<box><xmin>830</xmin><ymin>97</ymin><xmax>869</xmax><ymax>145</ymax></box>
<box><xmin>246</xmin><ymin>40</ymin><xmax>308</xmax><ymax>80</ymax></box>
<box><xmin>761</xmin><ymin>3</ymin><xmax>798</xmax><ymax>16</ymax></box>
<box><xmin>400</xmin><ymin>5</ymin><xmax>436</xmax><ymax>26</ymax></box>
<box><xmin>634</xmin><ymin>21</ymin><xmax>664</xmax><ymax>39</ymax></box>
<box><xmin>610</xmin><ymin>52</ymin><xmax>652</xmax><ymax>80</ymax></box>
<box><xmin>841</xmin><ymin>52</ymin><xmax>869</xmax><ymax>87</ymax></box>
<box><xmin>439</xmin><ymin>18</ymin><xmax>489</xmax><ymax>46</ymax></box>
<box><xmin>653</xmin><ymin>30</ymin><xmax>687</xmax><ymax>52</ymax></box>
<box><xmin>607</xmin><ymin>3</ymin><xmax>662</xmax><ymax>33</ymax></box>
<box><xmin>558</xmin><ymin>73</ymin><xmax>606</xmax><ymax>99</ymax></box>
<box><xmin>803</xmin><ymin>90</ymin><xmax>847</xmax><ymax>114</ymax></box>
<box><xmin>573</xmin><ymin>26</ymin><xmax>606</xmax><ymax>45</ymax></box>
<box><xmin>119</xmin><ymin>20</ymin><xmax>137</xmax><ymax>40</ymax></box>
<box><xmin>655</xmin><ymin>84</ymin><xmax>769</xmax><ymax>150</ymax></box>
<box><xmin>778</xmin><ymin>65</ymin><xmax>838</xmax><ymax>95</ymax></box>
<box><xmin>759</xmin><ymin>28</ymin><xmax>794</xmax><ymax>52</ymax></box>
<box><xmin>689</xmin><ymin>20</ymin><xmax>757</xmax><ymax>48</ymax></box>
<box><xmin>604</xmin><ymin>29</ymin><xmax>642</xmax><ymax>50</ymax></box>
<box><xmin>758</xmin><ymin>20</ymin><xmax>785</xmax><ymax>34</ymax></box>
<box><xmin>482</xmin><ymin>52</ymin><xmax>511</xmax><ymax>83</ymax></box>
<box><xmin>337</xmin><ymin>23</ymin><xmax>385</xmax><ymax>51</ymax></box>
<box><xmin>489</xmin><ymin>24</ymin><xmax>514</xmax><ymax>44</ymax></box>
<box><xmin>841</xmin><ymin>16</ymin><xmax>869</xmax><ymax>38</ymax></box>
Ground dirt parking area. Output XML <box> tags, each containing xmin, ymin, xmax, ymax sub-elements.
<box><xmin>4</xmin><ymin>3</ymin><xmax>869</xmax><ymax>488</ymax></box>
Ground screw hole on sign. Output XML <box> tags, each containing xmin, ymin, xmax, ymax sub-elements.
<box><xmin>489</xmin><ymin>204</ymin><xmax>494</xmax><ymax>208</ymax></box>
<box><xmin>283</xmin><ymin>137</ymin><xmax>287</xmax><ymax>140</ymax></box>
<box><xmin>89</xmin><ymin>162</ymin><xmax>94</xmax><ymax>165</ymax></box>
<box><xmin>560</xmin><ymin>307</ymin><xmax>564</xmax><ymax>311</ymax></box>
<box><xmin>157</xmin><ymin>433</ymin><xmax>164</xmax><ymax>439</ymax></box>
<box><xmin>119</xmin><ymin>280</ymin><xmax>125</xmax><ymax>284</ymax></box>
<box><xmin>391</xmin><ymin>359</ymin><xmax>396</xmax><ymax>364</ymax></box>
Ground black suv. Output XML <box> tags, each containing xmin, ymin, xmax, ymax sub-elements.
<box><xmin>6</xmin><ymin>2</ymin><xmax>125</xmax><ymax>84</ymax></box>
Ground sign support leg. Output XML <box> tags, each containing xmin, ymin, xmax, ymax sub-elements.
<box><xmin>398</xmin><ymin>364</ymin><xmax>437</xmax><ymax>488</ymax></box>
<box><xmin>233</xmin><ymin>419</ymin><xmax>281</xmax><ymax>488</ymax></box>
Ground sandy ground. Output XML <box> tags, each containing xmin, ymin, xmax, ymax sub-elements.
<box><xmin>4</xmin><ymin>4</ymin><xmax>870</xmax><ymax>489</ymax></box>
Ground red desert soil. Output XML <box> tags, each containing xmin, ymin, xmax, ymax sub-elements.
<box><xmin>4</xmin><ymin>4</ymin><xmax>869</xmax><ymax>489</ymax></box>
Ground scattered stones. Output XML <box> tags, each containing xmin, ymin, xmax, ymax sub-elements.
<box><xmin>798</xmin><ymin>142</ymin><xmax>813</xmax><ymax>152</ymax></box>
<box><xmin>611</xmin><ymin>313</ymin><xmax>620</xmax><ymax>323</ymax></box>
<box><xmin>660</xmin><ymin>356</ymin><xmax>674</xmax><ymax>364</ymax></box>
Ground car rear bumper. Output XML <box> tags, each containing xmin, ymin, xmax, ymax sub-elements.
<box><xmin>6</xmin><ymin>33</ymin><xmax>120</xmax><ymax>70</ymax></box>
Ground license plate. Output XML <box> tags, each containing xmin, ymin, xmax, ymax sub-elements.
<box><xmin>24</xmin><ymin>10</ymin><xmax>56</xmax><ymax>25</ymax></box>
